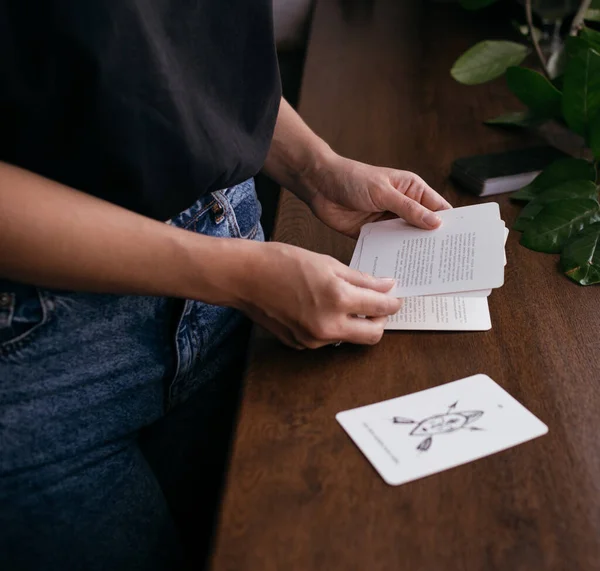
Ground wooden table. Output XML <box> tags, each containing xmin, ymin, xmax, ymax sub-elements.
<box><xmin>210</xmin><ymin>1</ymin><xmax>600</xmax><ymax>569</ymax></box>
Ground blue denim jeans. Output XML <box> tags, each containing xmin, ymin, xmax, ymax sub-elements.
<box><xmin>0</xmin><ymin>179</ymin><xmax>263</xmax><ymax>570</ymax></box>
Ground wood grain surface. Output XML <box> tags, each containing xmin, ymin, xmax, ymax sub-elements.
<box><xmin>210</xmin><ymin>1</ymin><xmax>600</xmax><ymax>569</ymax></box>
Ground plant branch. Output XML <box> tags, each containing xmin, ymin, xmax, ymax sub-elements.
<box><xmin>525</xmin><ymin>0</ymin><xmax>551</xmax><ymax>80</ymax></box>
<box><xmin>570</xmin><ymin>0</ymin><xmax>592</xmax><ymax>36</ymax></box>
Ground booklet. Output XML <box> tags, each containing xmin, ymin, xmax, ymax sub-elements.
<box><xmin>354</xmin><ymin>205</ymin><xmax>506</xmax><ymax>298</ymax></box>
<box><xmin>349</xmin><ymin>204</ymin><xmax>508</xmax><ymax>331</ymax></box>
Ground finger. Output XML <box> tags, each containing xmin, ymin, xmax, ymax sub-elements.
<box><xmin>339</xmin><ymin>267</ymin><xmax>396</xmax><ymax>293</ymax></box>
<box><xmin>343</xmin><ymin>284</ymin><xmax>403</xmax><ymax>317</ymax></box>
<box><xmin>340</xmin><ymin>315</ymin><xmax>388</xmax><ymax>345</ymax></box>
<box><xmin>393</xmin><ymin>172</ymin><xmax>452</xmax><ymax>212</ymax></box>
<box><xmin>383</xmin><ymin>188</ymin><xmax>443</xmax><ymax>229</ymax></box>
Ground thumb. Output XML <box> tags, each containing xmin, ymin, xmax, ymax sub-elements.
<box><xmin>383</xmin><ymin>185</ymin><xmax>442</xmax><ymax>230</ymax></box>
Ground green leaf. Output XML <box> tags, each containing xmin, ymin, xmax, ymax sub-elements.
<box><xmin>562</xmin><ymin>44</ymin><xmax>600</xmax><ymax>137</ymax></box>
<box><xmin>580</xmin><ymin>27</ymin><xmax>600</xmax><ymax>52</ymax></box>
<box><xmin>460</xmin><ymin>0</ymin><xmax>499</xmax><ymax>9</ymax></box>
<box><xmin>511</xmin><ymin>186</ymin><xmax>540</xmax><ymax>202</ymax></box>
<box><xmin>587</xmin><ymin>0</ymin><xmax>600</xmax><ymax>21</ymax></box>
<box><xmin>511</xmin><ymin>158</ymin><xmax>597</xmax><ymax>201</ymax></box>
<box><xmin>513</xmin><ymin>180</ymin><xmax>599</xmax><ymax>232</ymax></box>
<box><xmin>451</xmin><ymin>41</ymin><xmax>529</xmax><ymax>85</ymax></box>
<box><xmin>565</xmin><ymin>36</ymin><xmax>591</xmax><ymax>58</ymax></box>
<box><xmin>521</xmin><ymin>198</ymin><xmax>600</xmax><ymax>253</ymax></box>
<box><xmin>591</xmin><ymin>113</ymin><xmax>600</xmax><ymax>160</ymax></box>
<box><xmin>484</xmin><ymin>110</ymin><xmax>542</xmax><ymax>127</ymax></box>
<box><xmin>505</xmin><ymin>66</ymin><xmax>562</xmax><ymax>118</ymax></box>
<box><xmin>561</xmin><ymin>222</ymin><xmax>600</xmax><ymax>284</ymax></box>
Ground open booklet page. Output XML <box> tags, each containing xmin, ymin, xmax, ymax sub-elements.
<box><xmin>354</xmin><ymin>224</ymin><xmax>509</xmax><ymax>299</ymax></box>
<box><xmin>356</xmin><ymin>219</ymin><xmax>505</xmax><ymax>297</ymax></box>
<box><xmin>348</xmin><ymin>204</ymin><xmax>507</xmax><ymax>331</ymax></box>
<box><xmin>385</xmin><ymin>295</ymin><xmax>491</xmax><ymax>331</ymax></box>
<box><xmin>350</xmin><ymin>245</ymin><xmax>493</xmax><ymax>331</ymax></box>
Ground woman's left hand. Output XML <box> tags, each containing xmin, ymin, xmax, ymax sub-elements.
<box><xmin>304</xmin><ymin>153</ymin><xmax>452</xmax><ymax>238</ymax></box>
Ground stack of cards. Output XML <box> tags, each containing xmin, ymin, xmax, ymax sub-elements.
<box><xmin>350</xmin><ymin>203</ymin><xmax>508</xmax><ymax>331</ymax></box>
<box><xmin>336</xmin><ymin>374</ymin><xmax>548</xmax><ymax>486</ymax></box>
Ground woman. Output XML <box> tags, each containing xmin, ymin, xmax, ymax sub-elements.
<box><xmin>0</xmin><ymin>1</ymin><xmax>451</xmax><ymax>569</ymax></box>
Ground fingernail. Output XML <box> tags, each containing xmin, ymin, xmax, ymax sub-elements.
<box><xmin>423</xmin><ymin>212</ymin><xmax>441</xmax><ymax>228</ymax></box>
<box><xmin>380</xmin><ymin>278</ymin><xmax>396</xmax><ymax>284</ymax></box>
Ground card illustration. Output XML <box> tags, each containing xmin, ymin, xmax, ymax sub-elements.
<box><xmin>391</xmin><ymin>401</ymin><xmax>484</xmax><ymax>452</ymax></box>
<box><xmin>337</xmin><ymin>375</ymin><xmax>548</xmax><ymax>486</ymax></box>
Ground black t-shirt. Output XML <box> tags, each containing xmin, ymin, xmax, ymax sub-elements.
<box><xmin>0</xmin><ymin>1</ymin><xmax>281</xmax><ymax>220</ymax></box>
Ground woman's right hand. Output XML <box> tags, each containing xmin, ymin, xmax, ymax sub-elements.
<box><xmin>230</xmin><ymin>241</ymin><xmax>402</xmax><ymax>349</ymax></box>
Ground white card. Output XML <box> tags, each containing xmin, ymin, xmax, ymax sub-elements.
<box><xmin>357</xmin><ymin>218</ymin><xmax>506</xmax><ymax>297</ymax></box>
<box><xmin>349</xmin><ymin>228</ymin><xmax>368</xmax><ymax>270</ymax></box>
<box><xmin>353</xmin><ymin>204</ymin><xmax>506</xmax><ymax>297</ymax></box>
<box><xmin>351</xmin><ymin>202</ymin><xmax>506</xmax><ymax>270</ymax></box>
<box><xmin>350</xmin><ymin>234</ymin><xmax>492</xmax><ymax>331</ymax></box>
<box><xmin>361</xmin><ymin>202</ymin><xmax>502</xmax><ymax>235</ymax></box>
<box><xmin>351</xmin><ymin>233</ymin><xmax>492</xmax><ymax>298</ymax></box>
<box><xmin>336</xmin><ymin>374</ymin><xmax>548</xmax><ymax>486</ymax></box>
<box><xmin>386</xmin><ymin>295</ymin><xmax>491</xmax><ymax>331</ymax></box>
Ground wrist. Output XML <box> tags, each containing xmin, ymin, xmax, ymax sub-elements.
<box><xmin>174</xmin><ymin>231</ymin><xmax>265</xmax><ymax>308</ymax></box>
<box><xmin>264</xmin><ymin>130</ymin><xmax>338</xmax><ymax>204</ymax></box>
<box><xmin>291</xmin><ymin>143</ymin><xmax>340</xmax><ymax>205</ymax></box>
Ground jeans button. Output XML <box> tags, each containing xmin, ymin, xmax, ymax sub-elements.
<box><xmin>211</xmin><ymin>201</ymin><xmax>225</xmax><ymax>223</ymax></box>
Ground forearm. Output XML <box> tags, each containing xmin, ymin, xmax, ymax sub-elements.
<box><xmin>262</xmin><ymin>97</ymin><xmax>336</xmax><ymax>203</ymax></box>
<box><xmin>0</xmin><ymin>161</ymin><xmax>256</xmax><ymax>305</ymax></box>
